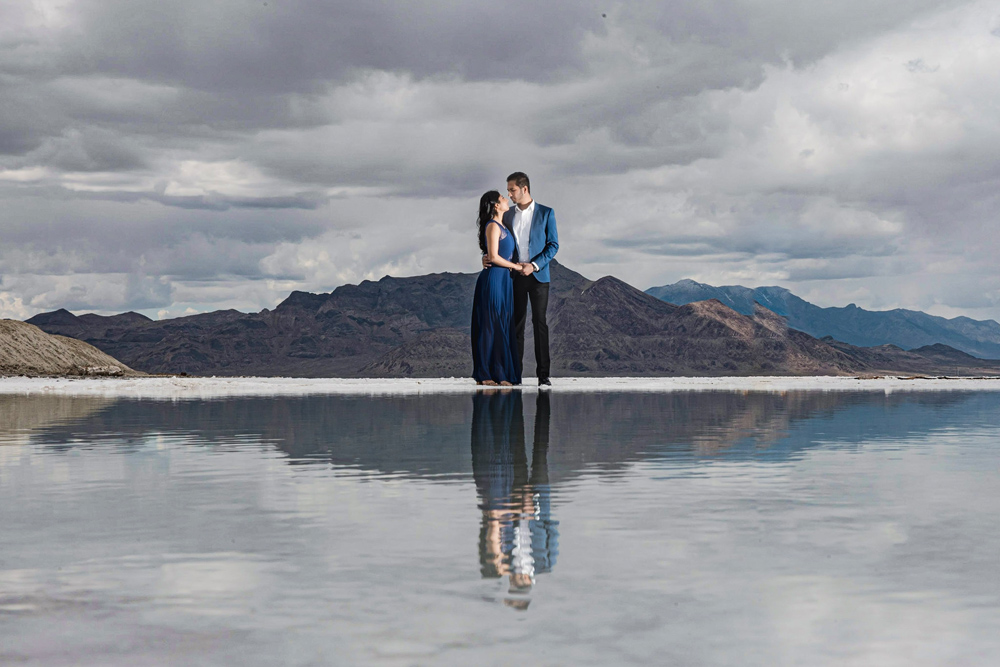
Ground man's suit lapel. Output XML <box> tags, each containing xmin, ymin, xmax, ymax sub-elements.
<box><xmin>503</xmin><ymin>209</ymin><xmax>514</xmax><ymax>230</ymax></box>
<box><xmin>527</xmin><ymin>204</ymin><xmax>541</xmax><ymax>257</ymax></box>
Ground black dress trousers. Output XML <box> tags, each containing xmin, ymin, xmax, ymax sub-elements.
<box><xmin>512</xmin><ymin>273</ymin><xmax>550</xmax><ymax>381</ymax></box>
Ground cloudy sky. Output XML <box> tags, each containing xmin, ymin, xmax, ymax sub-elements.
<box><xmin>2</xmin><ymin>0</ymin><xmax>999</xmax><ymax>321</ymax></box>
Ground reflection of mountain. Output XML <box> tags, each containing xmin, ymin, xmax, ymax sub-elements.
<box><xmin>16</xmin><ymin>391</ymin><xmax>998</xmax><ymax>478</ymax></box>
<box><xmin>0</xmin><ymin>395</ymin><xmax>114</xmax><ymax>439</ymax></box>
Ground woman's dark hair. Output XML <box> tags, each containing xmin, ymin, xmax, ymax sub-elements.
<box><xmin>477</xmin><ymin>190</ymin><xmax>502</xmax><ymax>254</ymax></box>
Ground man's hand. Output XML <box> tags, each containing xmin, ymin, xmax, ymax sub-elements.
<box><xmin>518</xmin><ymin>263</ymin><xmax>535</xmax><ymax>276</ymax></box>
<box><xmin>482</xmin><ymin>255</ymin><xmax>491</xmax><ymax>269</ymax></box>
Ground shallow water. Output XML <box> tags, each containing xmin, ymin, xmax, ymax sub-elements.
<box><xmin>1</xmin><ymin>389</ymin><xmax>999</xmax><ymax>665</ymax></box>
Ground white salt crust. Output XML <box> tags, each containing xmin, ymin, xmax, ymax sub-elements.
<box><xmin>1</xmin><ymin>375</ymin><xmax>999</xmax><ymax>399</ymax></box>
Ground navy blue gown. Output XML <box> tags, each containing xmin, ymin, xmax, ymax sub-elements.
<box><xmin>471</xmin><ymin>221</ymin><xmax>521</xmax><ymax>384</ymax></box>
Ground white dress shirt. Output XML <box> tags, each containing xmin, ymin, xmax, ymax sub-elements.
<box><xmin>512</xmin><ymin>201</ymin><xmax>538</xmax><ymax>270</ymax></box>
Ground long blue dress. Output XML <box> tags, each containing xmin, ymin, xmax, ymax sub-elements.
<box><xmin>471</xmin><ymin>221</ymin><xmax>521</xmax><ymax>384</ymax></box>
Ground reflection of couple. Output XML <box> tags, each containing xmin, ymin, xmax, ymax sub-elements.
<box><xmin>471</xmin><ymin>390</ymin><xmax>558</xmax><ymax>609</ymax></box>
<box><xmin>471</xmin><ymin>172</ymin><xmax>559</xmax><ymax>386</ymax></box>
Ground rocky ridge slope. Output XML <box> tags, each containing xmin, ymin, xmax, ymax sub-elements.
<box><xmin>1</xmin><ymin>319</ymin><xmax>139</xmax><ymax>377</ymax></box>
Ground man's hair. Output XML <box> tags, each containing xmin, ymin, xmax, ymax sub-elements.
<box><xmin>506</xmin><ymin>172</ymin><xmax>530</xmax><ymax>193</ymax></box>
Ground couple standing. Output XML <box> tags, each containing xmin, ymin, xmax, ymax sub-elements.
<box><xmin>471</xmin><ymin>172</ymin><xmax>559</xmax><ymax>387</ymax></box>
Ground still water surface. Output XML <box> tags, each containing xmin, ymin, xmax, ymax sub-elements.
<box><xmin>1</xmin><ymin>389</ymin><xmax>999</xmax><ymax>665</ymax></box>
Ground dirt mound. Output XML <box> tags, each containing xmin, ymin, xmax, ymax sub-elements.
<box><xmin>0</xmin><ymin>319</ymin><xmax>140</xmax><ymax>377</ymax></box>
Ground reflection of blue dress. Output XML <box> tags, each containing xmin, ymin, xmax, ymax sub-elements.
<box><xmin>471</xmin><ymin>221</ymin><xmax>521</xmax><ymax>384</ymax></box>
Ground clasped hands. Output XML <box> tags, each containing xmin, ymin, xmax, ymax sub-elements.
<box><xmin>513</xmin><ymin>262</ymin><xmax>535</xmax><ymax>276</ymax></box>
<box><xmin>482</xmin><ymin>256</ymin><xmax>535</xmax><ymax>275</ymax></box>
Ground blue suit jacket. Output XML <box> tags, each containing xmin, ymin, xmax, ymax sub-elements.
<box><xmin>502</xmin><ymin>203</ymin><xmax>559</xmax><ymax>283</ymax></box>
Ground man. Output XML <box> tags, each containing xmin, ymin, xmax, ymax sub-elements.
<box><xmin>487</xmin><ymin>172</ymin><xmax>559</xmax><ymax>386</ymax></box>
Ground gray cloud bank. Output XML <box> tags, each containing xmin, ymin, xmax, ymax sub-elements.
<box><xmin>2</xmin><ymin>0</ymin><xmax>999</xmax><ymax>322</ymax></box>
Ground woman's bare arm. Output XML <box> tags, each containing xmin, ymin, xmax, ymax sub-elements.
<box><xmin>486</xmin><ymin>224</ymin><xmax>520</xmax><ymax>270</ymax></box>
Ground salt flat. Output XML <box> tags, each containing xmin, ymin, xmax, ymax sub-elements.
<box><xmin>1</xmin><ymin>374</ymin><xmax>999</xmax><ymax>398</ymax></box>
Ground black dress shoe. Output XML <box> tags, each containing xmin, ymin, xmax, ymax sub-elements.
<box><xmin>538</xmin><ymin>377</ymin><xmax>552</xmax><ymax>387</ymax></box>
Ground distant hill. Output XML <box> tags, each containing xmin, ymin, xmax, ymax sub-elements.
<box><xmin>24</xmin><ymin>262</ymin><xmax>1000</xmax><ymax>378</ymax></box>
<box><xmin>0</xmin><ymin>319</ymin><xmax>139</xmax><ymax>377</ymax></box>
<box><xmin>646</xmin><ymin>279</ymin><xmax>1000</xmax><ymax>359</ymax></box>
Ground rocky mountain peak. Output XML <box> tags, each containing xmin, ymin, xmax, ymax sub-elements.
<box><xmin>26</xmin><ymin>308</ymin><xmax>79</xmax><ymax>326</ymax></box>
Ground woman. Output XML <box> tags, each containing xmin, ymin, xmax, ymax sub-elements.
<box><xmin>471</xmin><ymin>190</ymin><xmax>522</xmax><ymax>386</ymax></box>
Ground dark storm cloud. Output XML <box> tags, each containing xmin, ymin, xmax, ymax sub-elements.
<box><xmin>1</xmin><ymin>0</ymin><xmax>968</xmax><ymax>190</ymax></box>
<box><xmin>28</xmin><ymin>128</ymin><xmax>148</xmax><ymax>172</ymax></box>
<box><xmin>129</xmin><ymin>190</ymin><xmax>326</xmax><ymax>211</ymax></box>
<box><xmin>56</xmin><ymin>0</ymin><xmax>604</xmax><ymax>91</ymax></box>
<box><xmin>604</xmin><ymin>230</ymin><xmax>899</xmax><ymax>263</ymax></box>
<box><xmin>49</xmin><ymin>0</ymin><xmax>965</xmax><ymax>92</ymax></box>
<box><xmin>0</xmin><ymin>190</ymin><xmax>327</xmax><ymax>286</ymax></box>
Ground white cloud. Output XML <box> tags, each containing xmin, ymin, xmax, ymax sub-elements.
<box><xmin>0</xmin><ymin>292</ymin><xmax>31</xmax><ymax>319</ymax></box>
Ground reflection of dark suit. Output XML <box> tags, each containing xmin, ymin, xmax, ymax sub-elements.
<box><xmin>502</xmin><ymin>204</ymin><xmax>559</xmax><ymax>381</ymax></box>
<box><xmin>528</xmin><ymin>391</ymin><xmax>556</xmax><ymax>573</ymax></box>
<box><xmin>470</xmin><ymin>391</ymin><xmax>558</xmax><ymax>578</ymax></box>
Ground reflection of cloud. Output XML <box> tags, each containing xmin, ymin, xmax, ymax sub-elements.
<box><xmin>155</xmin><ymin>554</ymin><xmax>271</xmax><ymax>615</ymax></box>
<box><xmin>0</xmin><ymin>553</ymin><xmax>277</xmax><ymax>620</ymax></box>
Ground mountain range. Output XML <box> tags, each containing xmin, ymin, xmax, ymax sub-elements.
<box><xmin>646</xmin><ymin>279</ymin><xmax>1000</xmax><ymax>358</ymax></box>
<box><xmin>23</xmin><ymin>262</ymin><xmax>1000</xmax><ymax>378</ymax></box>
